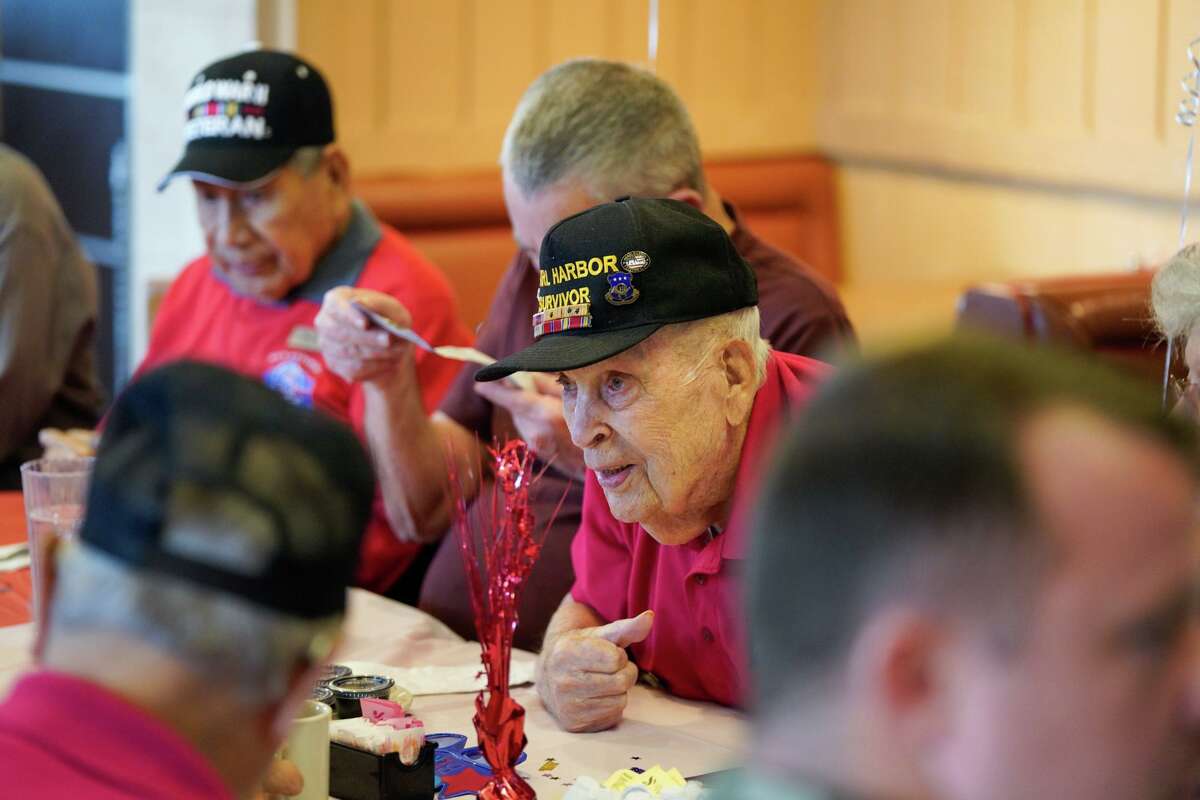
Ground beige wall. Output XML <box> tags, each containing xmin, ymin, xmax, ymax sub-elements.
<box><xmin>130</xmin><ymin>0</ymin><xmax>263</xmax><ymax>363</ymax></box>
<box><xmin>822</xmin><ymin>0</ymin><xmax>1200</xmax><ymax>344</ymax></box>
<box><xmin>834</xmin><ymin>164</ymin><xmax>1179</xmax><ymax>346</ymax></box>
<box><xmin>294</xmin><ymin>0</ymin><xmax>822</xmax><ymax>174</ymax></box>
<box><xmin>819</xmin><ymin>0</ymin><xmax>1200</xmax><ymax>202</ymax></box>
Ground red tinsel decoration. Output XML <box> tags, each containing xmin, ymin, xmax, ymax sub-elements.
<box><xmin>453</xmin><ymin>439</ymin><xmax>550</xmax><ymax>799</ymax></box>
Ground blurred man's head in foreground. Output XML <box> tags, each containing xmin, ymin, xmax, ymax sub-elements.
<box><xmin>38</xmin><ymin>360</ymin><xmax>374</xmax><ymax>795</ymax></box>
<box><xmin>750</xmin><ymin>336</ymin><xmax>1200</xmax><ymax>800</ymax></box>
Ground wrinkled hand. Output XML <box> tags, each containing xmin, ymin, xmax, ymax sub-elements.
<box><xmin>252</xmin><ymin>757</ymin><xmax>304</xmax><ymax>798</ymax></box>
<box><xmin>38</xmin><ymin>428</ymin><xmax>97</xmax><ymax>459</ymax></box>
<box><xmin>474</xmin><ymin>374</ymin><xmax>585</xmax><ymax>478</ymax></box>
<box><xmin>538</xmin><ymin>611</ymin><xmax>654</xmax><ymax>732</ymax></box>
<box><xmin>315</xmin><ymin>287</ymin><xmax>413</xmax><ymax>385</ymax></box>
<box><xmin>1171</xmin><ymin>382</ymin><xmax>1200</xmax><ymax>424</ymax></box>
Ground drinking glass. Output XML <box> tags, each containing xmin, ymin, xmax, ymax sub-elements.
<box><xmin>19</xmin><ymin>458</ymin><xmax>92</xmax><ymax>623</ymax></box>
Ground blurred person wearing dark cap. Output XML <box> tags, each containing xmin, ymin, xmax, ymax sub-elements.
<box><xmin>0</xmin><ymin>144</ymin><xmax>105</xmax><ymax>486</ymax></box>
<box><xmin>316</xmin><ymin>58</ymin><xmax>854</xmax><ymax>650</ymax></box>
<box><xmin>0</xmin><ymin>361</ymin><xmax>375</xmax><ymax>799</ymax></box>
<box><xmin>139</xmin><ymin>49</ymin><xmax>471</xmax><ymax>603</ymax></box>
<box><xmin>731</xmin><ymin>337</ymin><xmax>1200</xmax><ymax>800</ymax></box>
<box><xmin>471</xmin><ymin>197</ymin><xmax>826</xmax><ymax>732</ymax></box>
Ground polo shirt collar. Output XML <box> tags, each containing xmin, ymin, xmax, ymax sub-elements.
<box><xmin>680</xmin><ymin>352</ymin><xmax>791</xmax><ymax>571</ymax></box>
<box><xmin>721</xmin><ymin>351</ymin><xmax>792</xmax><ymax>561</ymax></box>
<box><xmin>724</xmin><ymin>200</ymin><xmax>755</xmax><ymax>252</ymax></box>
<box><xmin>288</xmin><ymin>198</ymin><xmax>381</xmax><ymax>304</ymax></box>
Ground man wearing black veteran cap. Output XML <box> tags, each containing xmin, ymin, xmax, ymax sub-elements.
<box><xmin>0</xmin><ymin>361</ymin><xmax>376</xmax><ymax>798</ymax></box>
<box><xmin>479</xmin><ymin>197</ymin><xmax>827</xmax><ymax>732</ymax></box>
<box><xmin>315</xmin><ymin>59</ymin><xmax>853</xmax><ymax>651</ymax></box>
<box><xmin>141</xmin><ymin>48</ymin><xmax>470</xmax><ymax>601</ymax></box>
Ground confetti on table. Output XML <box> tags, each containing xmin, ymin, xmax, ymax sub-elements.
<box><xmin>563</xmin><ymin>770</ymin><xmax>704</xmax><ymax>800</ymax></box>
<box><xmin>602</xmin><ymin>765</ymin><xmax>688</xmax><ymax>794</ymax></box>
<box><xmin>539</xmin><ymin>758</ymin><xmax>559</xmax><ymax>772</ymax></box>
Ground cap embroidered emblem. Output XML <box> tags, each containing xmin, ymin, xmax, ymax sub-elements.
<box><xmin>620</xmin><ymin>250</ymin><xmax>650</xmax><ymax>273</ymax></box>
<box><xmin>605</xmin><ymin>273</ymin><xmax>639</xmax><ymax>306</ymax></box>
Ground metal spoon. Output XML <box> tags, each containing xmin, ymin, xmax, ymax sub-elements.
<box><xmin>352</xmin><ymin>302</ymin><xmax>535</xmax><ymax>391</ymax></box>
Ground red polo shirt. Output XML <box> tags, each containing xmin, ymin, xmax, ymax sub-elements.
<box><xmin>570</xmin><ymin>350</ymin><xmax>827</xmax><ymax>706</ymax></box>
<box><xmin>136</xmin><ymin>202</ymin><xmax>471</xmax><ymax>592</ymax></box>
<box><xmin>0</xmin><ymin>670</ymin><xmax>234</xmax><ymax>798</ymax></box>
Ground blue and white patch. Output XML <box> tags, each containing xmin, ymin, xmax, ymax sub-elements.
<box><xmin>263</xmin><ymin>358</ymin><xmax>316</xmax><ymax>408</ymax></box>
<box><xmin>605</xmin><ymin>273</ymin><xmax>639</xmax><ymax>306</ymax></box>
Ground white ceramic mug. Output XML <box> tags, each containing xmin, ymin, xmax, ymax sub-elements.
<box><xmin>279</xmin><ymin>699</ymin><xmax>331</xmax><ymax>800</ymax></box>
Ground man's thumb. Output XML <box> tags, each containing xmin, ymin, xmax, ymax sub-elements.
<box><xmin>592</xmin><ymin>610</ymin><xmax>654</xmax><ymax>648</ymax></box>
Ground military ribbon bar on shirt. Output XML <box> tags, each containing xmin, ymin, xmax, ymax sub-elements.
<box><xmin>532</xmin><ymin>303</ymin><xmax>592</xmax><ymax>339</ymax></box>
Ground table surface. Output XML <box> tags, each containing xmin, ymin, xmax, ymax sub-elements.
<box><xmin>0</xmin><ymin>588</ymin><xmax>746</xmax><ymax>798</ymax></box>
<box><xmin>0</xmin><ymin>492</ymin><xmax>30</xmax><ymax>628</ymax></box>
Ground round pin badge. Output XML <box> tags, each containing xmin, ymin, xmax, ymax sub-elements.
<box><xmin>621</xmin><ymin>250</ymin><xmax>651</xmax><ymax>273</ymax></box>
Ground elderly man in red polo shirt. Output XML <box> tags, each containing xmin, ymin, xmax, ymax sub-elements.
<box><xmin>141</xmin><ymin>49</ymin><xmax>471</xmax><ymax>604</ymax></box>
<box><xmin>471</xmin><ymin>197</ymin><xmax>827</xmax><ymax>731</ymax></box>
<box><xmin>315</xmin><ymin>59</ymin><xmax>853</xmax><ymax>653</ymax></box>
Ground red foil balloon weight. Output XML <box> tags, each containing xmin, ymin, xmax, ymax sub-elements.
<box><xmin>453</xmin><ymin>440</ymin><xmax>549</xmax><ymax>799</ymax></box>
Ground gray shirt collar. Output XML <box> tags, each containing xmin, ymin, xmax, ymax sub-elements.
<box><xmin>287</xmin><ymin>199</ymin><xmax>381</xmax><ymax>304</ymax></box>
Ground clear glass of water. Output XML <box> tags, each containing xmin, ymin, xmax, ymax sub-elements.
<box><xmin>19</xmin><ymin>458</ymin><xmax>93</xmax><ymax>624</ymax></box>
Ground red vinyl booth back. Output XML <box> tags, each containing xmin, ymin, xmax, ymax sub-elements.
<box><xmin>955</xmin><ymin>270</ymin><xmax>1175</xmax><ymax>383</ymax></box>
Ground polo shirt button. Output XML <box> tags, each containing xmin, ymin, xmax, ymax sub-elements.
<box><xmin>695</xmin><ymin>574</ymin><xmax>707</xmax><ymax>585</ymax></box>
<box><xmin>701</xmin><ymin>627</ymin><xmax>715</xmax><ymax>643</ymax></box>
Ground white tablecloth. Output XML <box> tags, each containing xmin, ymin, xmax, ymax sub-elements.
<box><xmin>0</xmin><ymin>589</ymin><xmax>747</xmax><ymax>798</ymax></box>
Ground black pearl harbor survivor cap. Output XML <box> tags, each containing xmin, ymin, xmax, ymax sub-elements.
<box><xmin>475</xmin><ymin>197</ymin><xmax>758</xmax><ymax>382</ymax></box>
<box><xmin>80</xmin><ymin>361</ymin><xmax>375</xmax><ymax>619</ymax></box>
<box><xmin>157</xmin><ymin>49</ymin><xmax>335</xmax><ymax>191</ymax></box>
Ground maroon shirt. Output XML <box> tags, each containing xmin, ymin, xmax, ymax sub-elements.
<box><xmin>420</xmin><ymin>204</ymin><xmax>854</xmax><ymax>649</ymax></box>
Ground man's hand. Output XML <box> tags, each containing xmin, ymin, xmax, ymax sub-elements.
<box><xmin>537</xmin><ymin>610</ymin><xmax>654</xmax><ymax>732</ymax></box>
<box><xmin>1171</xmin><ymin>382</ymin><xmax>1200</xmax><ymax>423</ymax></box>
<box><xmin>474</xmin><ymin>374</ymin><xmax>585</xmax><ymax>478</ymax></box>
<box><xmin>252</xmin><ymin>757</ymin><xmax>304</xmax><ymax>798</ymax></box>
<box><xmin>315</xmin><ymin>287</ymin><xmax>413</xmax><ymax>385</ymax></box>
<box><xmin>38</xmin><ymin>428</ymin><xmax>97</xmax><ymax>459</ymax></box>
